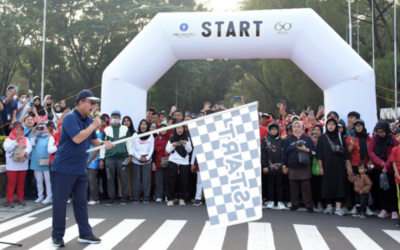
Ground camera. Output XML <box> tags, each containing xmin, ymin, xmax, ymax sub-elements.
<box><xmin>37</xmin><ymin>126</ymin><xmax>45</xmax><ymax>131</ymax></box>
<box><xmin>296</xmin><ymin>141</ymin><xmax>303</xmax><ymax>147</ymax></box>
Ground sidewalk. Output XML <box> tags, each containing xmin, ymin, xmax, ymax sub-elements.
<box><xmin>0</xmin><ymin>196</ymin><xmax>48</xmax><ymax>222</ymax></box>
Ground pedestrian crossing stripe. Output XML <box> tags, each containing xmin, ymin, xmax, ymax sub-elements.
<box><xmin>0</xmin><ymin>215</ymin><xmax>399</xmax><ymax>249</ymax></box>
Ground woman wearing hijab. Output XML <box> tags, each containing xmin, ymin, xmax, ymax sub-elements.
<box><xmin>123</xmin><ymin>116</ymin><xmax>135</xmax><ymax>199</ymax></box>
<box><xmin>310</xmin><ymin>123</ymin><xmax>324</xmax><ymax>211</ymax></box>
<box><xmin>262</xmin><ymin>121</ymin><xmax>286</xmax><ymax>210</ymax></box>
<box><xmin>317</xmin><ymin>118</ymin><xmax>352</xmax><ymax>216</ymax></box>
<box><xmin>3</xmin><ymin>122</ymin><xmax>33</xmax><ymax>207</ymax></box>
<box><xmin>150</xmin><ymin>123</ymin><xmax>158</xmax><ymax>137</ymax></box>
<box><xmin>152</xmin><ymin>122</ymin><xmax>170</xmax><ymax>203</ymax></box>
<box><xmin>338</xmin><ymin>119</ymin><xmax>348</xmax><ymax>139</ymax></box>
<box><xmin>282</xmin><ymin>121</ymin><xmax>316</xmax><ymax>213</ymax></box>
<box><xmin>368</xmin><ymin>121</ymin><xmax>399</xmax><ymax>219</ymax></box>
<box><xmin>131</xmin><ymin>119</ymin><xmax>154</xmax><ymax>204</ymax></box>
<box><xmin>30</xmin><ymin>122</ymin><xmax>52</xmax><ymax>204</ymax></box>
<box><xmin>165</xmin><ymin>124</ymin><xmax>193</xmax><ymax>206</ymax></box>
<box><xmin>30</xmin><ymin>96</ymin><xmax>47</xmax><ymax>123</ymax></box>
<box><xmin>346</xmin><ymin>119</ymin><xmax>372</xmax><ymax>213</ymax></box>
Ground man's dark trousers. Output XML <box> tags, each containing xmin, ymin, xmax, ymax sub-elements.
<box><xmin>52</xmin><ymin>171</ymin><xmax>92</xmax><ymax>238</ymax></box>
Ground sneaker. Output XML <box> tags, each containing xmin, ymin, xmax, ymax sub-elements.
<box><xmin>266</xmin><ymin>201</ymin><xmax>274</xmax><ymax>209</ymax></box>
<box><xmin>132</xmin><ymin>199</ymin><xmax>139</xmax><ymax>204</ymax></box>
<box><xmin>78</xmin><ymin>235</ymin><xmax>101</xmax><ymax>244</ymax></box>
<box><xmin>143</xmin><ymin>198</ymin><xmax>150</xmax><ymax>204</ymax></box>
<box><xmin>52</xmin><ymin>238</ymin><xmax>65</xmax><ymax>247</ymax></box>
<box><xmin>156</xmin><ymin>198</ymin><xmax>162</xmax><ymax>203</ymax></box>
<box><xmin>173</xmin><ymin>198</ymin><xmax>178</xmax><ymax>203</ymax></box>
<box><xmin>262</xmin><ymin>198</ymin><xmax>268</xmax><ymax>206</ymax></box>
<box><xmin>392</xmin><ymin>211</ymin><xmax>399</xmax><ymax>220</ymax></box>
<box><xmin>18</xmin><ymin>200</ymin><xmax>26</xmax><ymax>206</ymax></box>
<box><xmin>129</xmin><ymin>197</ymin><xmax>134</xmax><ymax>201</ymax></box>
<box><xmin>366</xmin><ymin>207</ymin><xmax>374</xmax><ymax>216</ymax></box>
<box><xmin>341</xmin><ymin>207</ymin><xmax>349</xmax><ymax>214</ymax></box>
<box><xmin>335</xmin><ymin>207</ymin><xmax>346</xmax><ymax>216</ymax></box>
<box><xmin>6</xmin><ymin>202</ymin><xmax>15</xmax><ymax>208</ymax></box>
<box><xmin>277</xmin><ymin>202</ymin><xmax>287</xmax><ymax>210</ymax></box>
<box><xmin>286</xmin><ymin>202</ymin><xmax>292</xmax><ymax>208</ymax></box>
<box><xmin>120</xmin><ymin>198</ymin><xmax>127</xmax><ymax>205</ymax></box>
<box><xmin>35</xmin><ymin>197</ymin><xmax>44</xmax><ymax>203</ymax></box>
<box><xmin>191</xmin><ymin>199</ymin><xmax>196</xmax><ymax>203</ymax></box>
<box><xmin>193</xmin><ymin>200</ymin><xmax>203</xmax><ymax>206</ymax></box>
<box><xmin>378</xmin><ymin>210</ymin><xmax>389</xmax><ymax>218</ymax></box>
<box><xmin>67</xmin><ymin>198</ymin><xmax>72</xmax><ymax>204</ymax></box>
<box><xmin>324</xmin><ymin>206</ymin><xmax>333</xmax><ymax>214</ymax></box>
<box><xmin>317</xmin><ymin>203</ymin><xmax>323</xmax><ymax>211</ymax></box>
<box><xmin>353</xmin><ymin>211</ymin><xmax>361</xmax><ymax>217</ymax></box>
<box><xmin>350</xmin><ymin>206</ymin><xmax>357</xmax><ymax>214</ymax></box>
<box><xmin>88</xmin><ymin>200</ymin><xmax>99</xmax><ymax>205</ymax></box>
<box><xmin>106</xmin><ymin>199</ymin><xmax>115</xmax><ymax>206</ymax></box>
<box><xmin>396</xmin><ymin>221</ymin><xmax>400</xmax><ymax>227</ymax></box>
<box><xmin>307</xmin><ymin>207</ymin><xmax>314</xmax><ymax>213</ymax></box>
<box><xmin>359</xmin><ymin>211</ymin><xmax>367</xmax><ymax>219</ymax></box>
<box><xmin>167</xmin><ymin>201</ymin><xmax>174</xmax><ymax>206</ymax></box>
<box><xmin>290</xmin><ymin>205</ymin><xmax>299</xmax><ymax>211</ymax></box>
<box><xmin>179</xmin><ymin>199</ymin><xmax>186</xmax><ymax>206</ymax></box>
<box><xmin>42</xmin><ymin>198</ymin><xmax>53</xmax><ymax>204</ymax></box>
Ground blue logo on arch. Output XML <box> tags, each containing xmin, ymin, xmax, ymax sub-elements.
<box><xmin>180</xmin><ymin>23</ymin><xmax>188</xmax><ymax>32</ymax></box>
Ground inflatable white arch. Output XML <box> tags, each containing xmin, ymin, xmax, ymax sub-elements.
<box><xmin>102</xmin><ymin>8</ymin><xmax>377</xmax><ymax>131</ymax></box>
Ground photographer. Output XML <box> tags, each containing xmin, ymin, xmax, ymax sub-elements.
<box><xmin>1</xmin><ymin>85</ymin><xmax>18</xmax><ymax>135</ymax></box>
<box><xmin>165</xmin><ymin>125</ymin><xmax>192</xmax><ymax>206</ymax></box>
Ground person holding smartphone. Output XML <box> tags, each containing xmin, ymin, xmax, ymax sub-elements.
<box><xmin>346</xmin><ymin>119</ymin><xmax>373</xmax><ymax>214</ymax></box>
<box><xmin>165</xmin><ymin>125</ymin><xmax>192</xmax><ymax>206</ymax></box>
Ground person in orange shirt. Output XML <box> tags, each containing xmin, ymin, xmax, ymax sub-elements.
<box><xmin>390</xmin><ymin>128</ymin><xmax>400</xmax><ymax>227</ymax></box>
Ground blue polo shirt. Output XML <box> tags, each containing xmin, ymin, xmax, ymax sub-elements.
<box><xmin>51</xmin><ymin>109</ymin><xmax>98</xmax><ymax>175</ymax></box>
<box><xmin>1</xmin><ymin>96</ymin><xmax>17</xmax><ymax>123</ymax></box>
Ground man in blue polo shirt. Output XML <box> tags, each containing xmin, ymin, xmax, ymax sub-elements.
<box><xmin>1</xmin><ymin>85</ymin><xmax>18</xmax><ymax>135</ymax></box>
<box><xmin>51</xmin><ymin>90</ymin><xmax>114</xmax><ymax>247</ymax></box>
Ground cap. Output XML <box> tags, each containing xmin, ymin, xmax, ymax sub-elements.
<box><xmin>46</xmin><ymin>120</ymin><xmax>55</xmax><ymax>127</ymax></box>
<box><xmin>12</xmin><ymin>121</ymin><xmax>22</xmax><ymax>128</ymax></box>
<box><xmin>7</xmin><ymin>84</ymin><xmax>16</xmax><ymax>91</ymax></box>
<box><xmin>354</xmin><ymin>119</ymin><xmax>365</xmax><ymax>126</ymax></box>
<box><xmin>291</xmin><ymin>115</ymin><xmax>300</xmax><ymax>122</ymax></box>
<box><xmin>302</xmin><ymin>111</ymin><xmax>309</xmax><ymax>116</ymax></box>
<box><xmin>290</xmin><ymin>109</ymin><xmax>295</xmax><ymax>113</ymax></box>
<box><xmin>160</xmin><ymin>122</ymin><xmax>168</xmax><ymax>127</ymax></box>
<box><xmin>261</xmin><ymin>113</ymin><xmax>270</xmax><ymax>118</ymax></box>
<box><xmin>76</xmin><ymin>90</ymin><xmax>100</xmax><ymax>103</ymax></box>
<box><xmin>111</xmin><ymin>110</ymin><xmax>121</xmax><ymax>117</ymax></box>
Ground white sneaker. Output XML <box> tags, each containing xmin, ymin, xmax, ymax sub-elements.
<box><xmin>266</xmin><ymin>201</ymin><xmax>274</xmax><ymax>209</ymax></box>
<box><xmin>286</xmin><ymin>202</ymin><xmax>292</xmax><ymax>208</ymax></box>
<box><xmin>88</xmin><ymin>201</ymin><xmax>99</xmax><ymax>205</ymax></box>
<box><xmin>167</xmin><ymin>201</ymin><xmax>174</xmax><ymax>206</ymax></box>
<box><xmin>350</xmin><ymin>206</ymin><xmax>357</xmax><ymax>214</ymax></box>
<box><xmin>42</xmin><ymin>198</ymin><xmax>52</xmax><ymax>204</ymax></box>
<box><xmin>156</xmin><ymin>198</ymin><xmax>162</xmax><ymax>203</ymax></box>
<box><xmin>179</xmin><ymin>199</ymin><xmax>186</xmax><ymax>206</ymax></box>
<box><xmin>366</xmin><ymin>207</ymin><xmax>374</xmax><ymax>216</ymax></box>
<box><xmin>67</xmin><ymin>198</ymin><xmax>72</xmax><ymax>204</ymax></box>
<box><xmin>35</xmin><ymin>197</ymin><xmax>44</xmax><ymax>203</ymax></box>
<box><xmin>277</xmin><ymin>202</ymin><xmax>287</xmax><ymax>210</ymax></box>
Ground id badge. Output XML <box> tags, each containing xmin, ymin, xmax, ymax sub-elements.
<box><xmin>7</xmin><ymin>114</ymin><xmax>11</xmax><ymax>121</ymax></box>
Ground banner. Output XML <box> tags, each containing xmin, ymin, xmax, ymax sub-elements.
<box><xmin>188</xmin><ymin>102</ymin><xmax>261</xmax><ymax>227</ymax></box>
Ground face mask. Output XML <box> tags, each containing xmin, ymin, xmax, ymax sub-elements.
<box><xmin>13</xmin><ymin>95</ymin><xmax>17</xmax><ymax>100</ymax></box>
<box><xmin>111</xmin><ymin>119</ymin><xmax>120</xmax><ymax>125</ymax></box>
<box><xmin>20</xmin><ymin>98</ymin><xmax>26</xmax><ymax>103</ymax></box>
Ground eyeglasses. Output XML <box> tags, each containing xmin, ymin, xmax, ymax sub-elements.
<box><xmin>355</xmin><ymin>125</ymin><xmax>363</xmax><ymax>128</ymax></box>
<box><xmin>83</xmin><ymin>100</ymin><xmax>96</xmax><ymax>106</ymax></box>
<box><xmin>376</xmin><ymin>130</ymin><xmax>386</xmax><ymax>135</ymax></box>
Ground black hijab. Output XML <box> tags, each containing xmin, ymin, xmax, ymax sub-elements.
<box><xmin>123</xmin><ymin>116</ymin><xmax>136</xmax><ymax>136</ymax></box>
<box><xmin>137</xmin><ymin>119</ymin><xmax>150</xmax><ymax>141</ymax></box>
<box><xmin>326</xmin><ymin>118</ymin><xmax>339</xmax><ymax>138</ymax></box>
<box><xmin>169</xmin><ymin>125</ymin><xmax>189</xmax><ymax>158</ymax></box>
<box><xmin>338</xmin><ymin>119</ymin><xmax>348</xmax><ymax>138</ymax></box>
<box><xmin>354</xmin><ymin>119</ymin><xmax>369</xmax><ymax>160</ymax></box>
<box><xmin>30</xmin><ymin>96</ymin><xmax>46</xmax><ymax>117</ymax></box>
<box><xmin>373</xmin><ymin>121</ymin><xmax>393</xmax><ymax>159</ymax></box>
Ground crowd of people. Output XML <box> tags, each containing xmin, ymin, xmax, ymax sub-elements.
<box><xmin>1</xmin><ymin>84</ymin><xmax>400</xmax><ymax>229</ymax></box>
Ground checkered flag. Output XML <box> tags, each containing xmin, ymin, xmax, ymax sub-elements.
<box><xmin>188</xmin><ymin>102</ymin><xmax>261</xmax><ymax>227</ymax></box>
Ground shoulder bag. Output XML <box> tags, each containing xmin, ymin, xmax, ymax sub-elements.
<box><xmin>297</xmin><ymin>141</ymin><xmax>311</xmax><ymax>166</ymax></box>
<box><xmin>325</xmin><ymin>134</ymin><xmax>345</xmax><ymax>156</ymax></box>
<box><xmin>36</xmin><ymin>142</ymin><xmax>49</xmax><ymax>166</ymax></box>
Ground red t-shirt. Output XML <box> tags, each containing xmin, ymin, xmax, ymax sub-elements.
<box><xmin>346</xmin><ymin>136</ymin><xmax>371</xmax><ymax>167</ymax></box>
<box><xmin>390</xmin><ymin>146</ymin><xmax>400</xmax><ymax>184</ymax></box>
<box><xmin>259</xmin><ymin>125</ymin><xmax>268</xmax><ymax>142</ymax></box>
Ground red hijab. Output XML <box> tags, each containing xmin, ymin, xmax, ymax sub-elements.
<box><xmin>7</xmin><ymin>125</ymin><xmax>27</xmax><ymax>147</ymax></box>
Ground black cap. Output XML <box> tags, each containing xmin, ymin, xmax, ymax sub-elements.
<box><xmin>46</xmin><ymin>120</ymin><xmax>55</xmax><ymax>127</ymax></box>
<box><xmin>76</xmin><ymin>90</ymin><xmax>100</xmax><ymax>103</ymax></box>
<box><xmin>290</xmin><ymin>109</ymin><xmax>295</xmax><ymax>113</ymax></box>
<box><xmin>354</xmin><ymin>119</ymin><xmax>365</xmax><ymax>126</ymax></box>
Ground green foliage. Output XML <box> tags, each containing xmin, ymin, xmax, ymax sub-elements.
<box><xmin>0</xmin><ymin>136</ymin><xmax>6</xmax><ymax>165</ymax></box>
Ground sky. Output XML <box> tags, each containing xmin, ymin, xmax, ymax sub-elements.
<box><xmin>197</xmin><ymin>0</ymin><xmax>242</xmax><ymax>12</ymax></box>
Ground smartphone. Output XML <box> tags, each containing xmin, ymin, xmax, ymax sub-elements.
<box><xmin>311</xmin><ymin>132</ymin><xmax>316</xmax><ymax>137</ymax></box>
<box><xmin>282</xmin><ymin>100</ymin><xmax>286</xmax><ymax>105</ymax></box>
<box><xmin>309</xmin><ymin>110</ymin><xmax>314</xmax><ymax>116</ymax></box>
<box><xmin>319</xmin><ymin>105</ymin><xmax>324</xmax><ymax>111</ymax></box>
<box><xmin>171</xmin><ymin>106</ymin><xmax>176</xmax><ymax>111</ymax></box>
<box><xmin>15</xmin><ymin>86</ymin><xmax>19</xmax><ymax>92</ymax></box>
<box><xmin>185</xmin><ymin>111</ymin><xmax>190</xmax><ymax>116</ymax></box>
<box><xmin>279</xmin><ymin>114</ymin><xmax>283</xmax><ymax>121</ymax></box>
<box><xmin>122</xmin><ymin>159</ymin><xmax>129</xmax><ymax>165</ymax></box>
<box><xmin>233</xmin><ymin>96</ymin><xmax>241</xmax><ymax>101</ymax></box>
<box><xmin>350</xmin><ymin>131</ymin><xmax>356</xmax><ymax>138</ymax></box>
<box><xmin>28</xmin><ymin>89</ymin><xmax>33</xmax><ymax>94</ymax></box>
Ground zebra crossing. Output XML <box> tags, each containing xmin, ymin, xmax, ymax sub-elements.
<box><xmin>0</xmin><ymin>207</ymin><xmax>399</xmax><ymax>250</ymax></box>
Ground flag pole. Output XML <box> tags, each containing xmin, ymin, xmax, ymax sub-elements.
<box><xmin>87</xmin><ymin>101</ymin><xmax>259</xmax><ymax>153</ymax></box>
<box><xmin>40</xmin><ymin>0</ymin><xmax>47</xmax><ymax>100</ymax></box>
<box><xmin>395</xmin><ymin>0</ymin><xmax>398</xmax><ymax>120</ymax></box>
<box><xmin>372</xmin><ymin>0</ymin><xmax>375</xmax><ymax>70</ymax></box>
<box><xmin>348</xmin><ymin>0</ymin><xmax>352</xmax><ymax>47</ymax></box>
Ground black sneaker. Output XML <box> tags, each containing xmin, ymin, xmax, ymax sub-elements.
<box><xmin>18</xmin><ymin>200</ymin><xmax>26</xmax><ymax>206</ymax></box>
<box><xmin>290</xmin><ymin>205</ymin><xmax>299</xmax><ymax>211</ymax></box>
<box><xmin>120</xmin><ymin>198</ymin><xmax>127</xmax><ymax>205</ymax></box>
<box><xmin>353</xmin><ymin>211</ymin><xmax>361</xmax><ymax>217</ymax></box>
<box><xmin>359</xmin><ymin>211</ymin><xmax>367</xmax><ymax>219</ymax></box>
<box><xmin>133</xmin><ymin>199</ymin><xmax>139</xmax><ymax>204</ymax></box>
<box><xmin>193</xmin><ymin>200</ymin><xmax>203</xmax><ymax>206</ymax></box>
<box><xmin>143</xmin><ymin>198</ymin><xmax>150</xmax><ymax>204</ymax></box>
<box><xmin>78</xmin><ymin>235</ymin><xmax>101</xmax><ymax>244</ymax></box>
<box><xmin>52</xmin><ymin>237</ymin><xmax>65</xmax><ymax>247</ymax></box>
<box><xmin>307</xmin><ymin>207</ymin><xmax>314</xmax><ymax>213</ymax></box>
<box><xmin>396</xmin><ymin>221</ymin><xmax>400</xmax><ymax>228</ymax></box>
<box><xmin>106</xmin><ymin>199</ymin><xmax>115</xmax><ymax>206</ymax></box>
